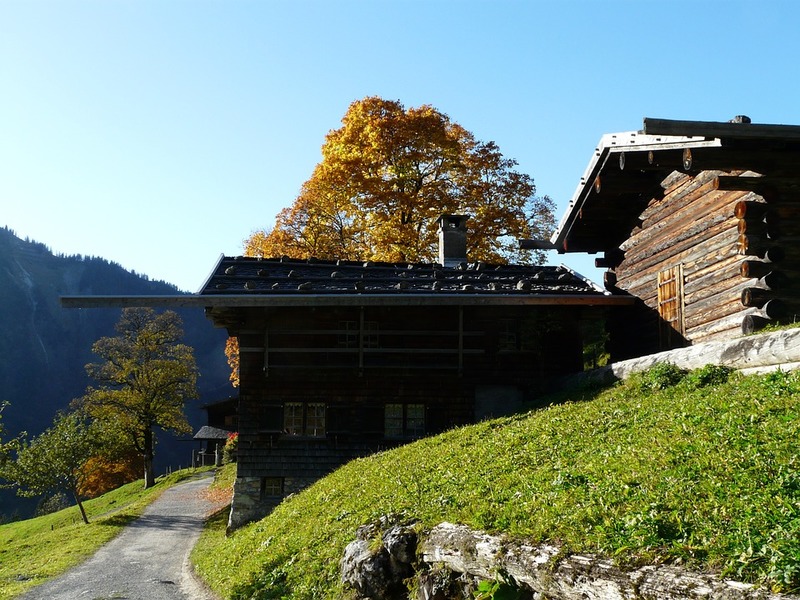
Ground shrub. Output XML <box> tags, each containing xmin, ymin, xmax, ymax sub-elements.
<box><xmin>223</xmin><ymin>432</ymin><xmax>238</xmax><ymax>464</ymax></box>
<box><xmin>629</xmin><ymin>362</ymin><xmax>686</xmax><ymax>392</ymax></box>
<box><xmin>684</xmin><ymin>364</ymin><xmax>735</xmax><ymax>389</ymax></box>
<box><xmin>35</xmin><ymin>492</ymin><xmax>71</xmax><ymax>516</ymax></box>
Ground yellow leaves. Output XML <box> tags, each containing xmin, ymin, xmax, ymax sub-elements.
<box><xmin>244</xmin><ymin>96</ymin><xmax>556</xmax><ymax>265</ymax></box>
<box><xmin>225</xmin><ymin>337</ymin><xmax>240</xmax><ymax>388</ymax></box>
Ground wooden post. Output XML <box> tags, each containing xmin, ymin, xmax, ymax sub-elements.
<box><xmin>737</xmin><ymin>234</ymin><xmax>784</xmax><ymax>260</ymax></box>
<box><xmin>763</xmin><ymin>299</ymin><xmax>788</xmax><ymax>319</ymax></box>
<box><xmin>758</xmin><ymin>271</ymin><xmax>789</xmax><ymax>290</ymax></box>
<box><xmin>733</xmin><ymin>200</ymin><xmax>770</xmax><ymax>220</ymax></box>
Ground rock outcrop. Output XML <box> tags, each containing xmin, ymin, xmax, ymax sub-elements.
<box><xmin>342</xmin><ymin>520</ymin><xmax>800</xmax><ymax>600</ymax></box>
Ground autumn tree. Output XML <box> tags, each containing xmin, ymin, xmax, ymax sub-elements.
<box><xmin>77</xmin><ymin>308</ymin><xmax>198</xmax><ymax>489</ymax></box>
<box><xmin>1</xmin><ymin>411</ymin><xmax>99</xmax><ymax>524</ymax></box>
<box><xmin>78</xmin><ymin>426</ymin><xmax>141</xmax><ymax>499</ymax></box>
<box><xmin>245</xmin><ymin>96</ymin><xmax>555</xmax><ymax>264</ymax></box>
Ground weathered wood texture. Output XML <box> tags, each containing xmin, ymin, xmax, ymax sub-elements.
<box><xmin>612</xmin><ymin>171</ymin><xmax>752</xmax><ymax>353</ymax></box>
<box><xmin>565</xmin><ymin>328</ymin><xmax>800</xmax><ymax>392</ymax></box>
<box><xmin>607</xmin><ymin>164</ymin><xmax>800</xmax><ymax>355</ymax></box>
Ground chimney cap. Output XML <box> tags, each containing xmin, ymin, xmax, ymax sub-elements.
<box><xmin>437</xmin><ymin>214</ymin><xmax>470</xmax><ymax>229</ymax></box>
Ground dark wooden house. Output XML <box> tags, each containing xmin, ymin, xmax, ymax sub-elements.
<box><xmin>536</xmin><ymin>117</ymin><xmax>800</xmax><ymax>360</ymax></box>
<box><xmin>198</xmin><ymin>216</ymin><xmax>631</xmax><ymax>527</ymax></box>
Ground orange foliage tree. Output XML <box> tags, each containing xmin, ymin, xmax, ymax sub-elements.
<box><xmin>78</xmin><ymin>450</ymin><xmax>140</xmax><ymax>499</ymax></box>
<box><xmin>245</xmin><ymin>96</ymin><xmax>555</xmax><ymax>264</ymax></box>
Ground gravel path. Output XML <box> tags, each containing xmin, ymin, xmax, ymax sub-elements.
<box><xmin>19</xmin><ymin>472</ymin><xmax>226</xmax><ymax>600</ymax></box>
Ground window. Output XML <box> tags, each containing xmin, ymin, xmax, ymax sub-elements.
<box><xmin>385</xmin><ymin>403</ymin><xmax>425</xmax><ymax>439</ymax></box>
<box><xmin>338</xmin><ymin>321</ymin><xmax>358</xmax><ymax>348</ymax></box>
<box><xmin>406</xmin><ymin>404</ymin><xmax>425</xmax><ymax>438</ymax></box>
<box><xmin>363</xmin><ymin>321</ymin><xmax>379</xmax><ymax>349</ymax></box>
<box><xmin>260</xmin><ymin>477</ymin><xmax>283</xmax><ymax>499</ymax></box>
<box><xmin>385</xmin><ymin>403</ymin><xmax>403</xmax><ymax>437</ymax></box>
<box><xmin>337</xmin><ymin>320</ymin><xmax>379</xmax><ymax>348</ymax></box>
<box><xmin>284</xmin><ymin>402</ymin><xmax>326</xmax><ymax>436</ymax></box>
<box><xmin>498</xmin><ymin>319</ymin><xmax>517</xmax><ymax>352</ymax></box>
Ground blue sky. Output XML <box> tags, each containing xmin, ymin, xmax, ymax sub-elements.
<box><xmin>1</xmin><ymin>0</ymin><xmax>797</xmax><ymax>292</ymax></box>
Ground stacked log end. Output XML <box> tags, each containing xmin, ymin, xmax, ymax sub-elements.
<box><xmin>735</xmin><ymin>193</ymin><xmax>800</xmax><ymax>334</ymax></box>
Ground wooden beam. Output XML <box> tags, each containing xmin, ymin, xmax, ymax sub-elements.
<box><xmin>61</xmin><ymin>294</ymin><xmax>636</xmax><ymax>309</ymax></box>
<box><xmin>519</xmin><ymin>238</ymin><xmax>557</xmax><ymax>250</ymax></box>
<box><xmin>740</xmin><ymin>260</ymin><xmax>777</xmax><ymax>279</ymax></box>
<box><xmin>643</xmin><ymin>117</ymin><xmax>800</xmax><ymax>141</ymax></box>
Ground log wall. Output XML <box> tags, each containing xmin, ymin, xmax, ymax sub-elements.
<box><xmin>613</xmin><ymin>171</ymin><xmax>755</xmax><ymax>354</ymax></box>
<box><xmin>609</xmin><ymin>167</ymin><xmax>800</xmax><ymax>356</ymax></box>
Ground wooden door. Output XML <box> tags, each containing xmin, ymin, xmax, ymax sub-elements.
<box><xmin>657</xmin><ymin>265</ymin><xmax>685</xmax><ymax>348</ymax></box>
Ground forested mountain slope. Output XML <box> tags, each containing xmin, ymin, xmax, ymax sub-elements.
<box><xmin>0</xmin><ymin>226</ymin><xmax>230</xmax><ymax>519</ymax></box>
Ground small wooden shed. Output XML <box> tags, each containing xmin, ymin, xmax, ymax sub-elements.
<box><xmin>193</xmin><ymin>425</ymin><xmax>233</xmax><ymax>467</ymax></box>
<box><xmin>536</xmin><ymin>117</ymin><xmax>800</xmax><ymax>360</ymax></box>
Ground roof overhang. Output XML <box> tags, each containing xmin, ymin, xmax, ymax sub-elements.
<box><xmin>547</xmin><ymin>116</ymin><xmax>800</xmax><ymax>255</ymax></box>
<box><xmin>61</xmin><ymin>293</ymin><xmax>635</xmax><ymax>309</ymax></box>
<box><xmin>550</xmin><ymin>127</ymin><xmax>722</xmax><ymax>253</ymax></box>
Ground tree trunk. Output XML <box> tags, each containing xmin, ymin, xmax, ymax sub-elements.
<box><xmin>143</xmin><ymin>427</ymin><xmax>155</xmax><ymax>489</ymax></box>
<box><xmin>71</xmin><ymin>489</ymin><xmax>89</xmax><ymax>524</ymax></box>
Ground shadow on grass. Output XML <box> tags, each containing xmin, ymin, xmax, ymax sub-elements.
<box><xmin>97</xmin><ymin>513</ymin><xmax>139</xmax><ymax>527</ymax></box>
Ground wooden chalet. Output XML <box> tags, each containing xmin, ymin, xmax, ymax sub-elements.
<box><xmin>196</xmin><ymin>216</ymin><xmax>631</xmax><ymax>528</ymax></box>
<box><xmin>528</xmin><ymin>117</ymin><xmax>800</xmax><ymax>360</ymax></box>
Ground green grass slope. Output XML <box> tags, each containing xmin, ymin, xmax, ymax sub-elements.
<box><xmin>0</xmin><ymin>468</ymin><xmax>208</xmax><ymax>599</ymax></box>
<box><xmin>194</xmin><ymin>365</ymin><xmax>800</xmax><ymax>599</ymax></box>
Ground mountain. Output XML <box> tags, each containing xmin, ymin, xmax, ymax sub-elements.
<box><xmin>0</xmin><ymin>226</ymin><xmax>231</xmax><ymax>519</ymax></box>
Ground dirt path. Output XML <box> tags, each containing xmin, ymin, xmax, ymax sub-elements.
<box><xmin>19</xmin><ymin>472</ymin><xmax>227</xmax><ymax>600</ymax></box>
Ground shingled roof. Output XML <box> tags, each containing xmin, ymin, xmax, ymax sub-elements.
<box><xmin>61</xmin><ymin>255</ymin><xmax>635</xmax><ymax>309</ymax></box>
<box><xmin>199</xmin><ymin>255</ymin><xmax>603</xmax><ymax>297</ymax></box>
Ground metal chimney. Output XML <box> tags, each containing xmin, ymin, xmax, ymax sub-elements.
<box><xmin>437</xmin><ymin>214</ymin><xmax>469</xmax><ymax>267</ymax></box>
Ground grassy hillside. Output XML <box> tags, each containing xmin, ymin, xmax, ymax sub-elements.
<box><xmin>193</xmin><ymin>364</ymin><xmax>800</xmax><ymax>598</ymax></box>
<box><xmin>0</xmin><ymin>468</ymin><xmax>208</xmax><ymax>599</ymax></box>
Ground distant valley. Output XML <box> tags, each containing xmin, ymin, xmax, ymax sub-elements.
<box><xmin>0</xmin><ymin>226</ymin><xmax>231</xmax><ymax>519</ymax></box>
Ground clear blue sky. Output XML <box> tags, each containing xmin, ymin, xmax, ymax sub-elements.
<box><xmin>2</xmin><ymin>0</ymin><xmax>797</xmax><ymax>292</ymax></box>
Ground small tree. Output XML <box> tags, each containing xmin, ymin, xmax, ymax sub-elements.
<box><xmin>79</xmin><ymin>308</ymin><xmax>198</xmax><ymax>489</ymax></box>
<box><xmin>2</xmin><ymin>411</ymin><xmax>99</xmax><ymax>524</ymax></box>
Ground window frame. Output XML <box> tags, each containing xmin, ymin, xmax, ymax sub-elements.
<box><xmin>384</xmin><ymin>402</ymin><xmax>426</xmax><ymax>439</ymax></box>
<box><xmin>283</xmin><ymin>402</ymin><xmax>326</xmax><ymax>437</ymax></box>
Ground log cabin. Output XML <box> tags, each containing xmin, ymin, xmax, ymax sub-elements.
<box><xmin>527</xmin><ymin>117</ymin><xmax>800</xmax><ymax>361</ymax></box>
<box><xmin>197</xmin><ymin>215</ymin><xmax>632</xmax><ymax>527</ymax></box>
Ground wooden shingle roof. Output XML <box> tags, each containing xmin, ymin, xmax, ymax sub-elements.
<box><xmin>199</xmin><ymin>255</ymin><xmax>603</xmax><ymax>297</ymax></box>
<box><xmin>62</xmin><ymin>255</ymin><xmax>636</xmax><ymax>309</ymax></box>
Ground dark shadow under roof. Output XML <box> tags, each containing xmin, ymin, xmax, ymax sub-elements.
<box><xmin>545</xmin><ymin>116</ymin><xmax>800</xmax><ymax>254</ymax></box>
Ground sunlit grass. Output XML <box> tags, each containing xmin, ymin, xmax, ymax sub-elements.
<box><xmin>193</xmin><ymin>367</ymin><xmax>800</xmax><ymax>598</ymax></box>
<box><xmin>0</xmin><ymin>468</ymin><xmax>209</xmax><ymax>599</ymax></box>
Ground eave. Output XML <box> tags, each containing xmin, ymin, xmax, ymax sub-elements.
<box><xmin>548</xmin><ymin>116</ymin><xmax>800</xmax><ymax>255</ymax></box>
<box><xmin>61</xmin><ymin>293</ymin><xmax>635</xmax><ymax>309</ymax></box>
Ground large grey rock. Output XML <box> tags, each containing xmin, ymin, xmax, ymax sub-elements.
<box><xmin>341</xmin><ymin>517</ymin><xmax>418</xmax><ymax>600</ymax></box>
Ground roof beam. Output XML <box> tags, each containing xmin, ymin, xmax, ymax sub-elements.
<box><xmin>61</xmin><ymin>294</ymin><xmax>635</xmax><ymax>309</ymax></box>
<box><xmin>643</xmin><ymin>117</ymin><xmax>800</xmax><ymax>141</ymax></box>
